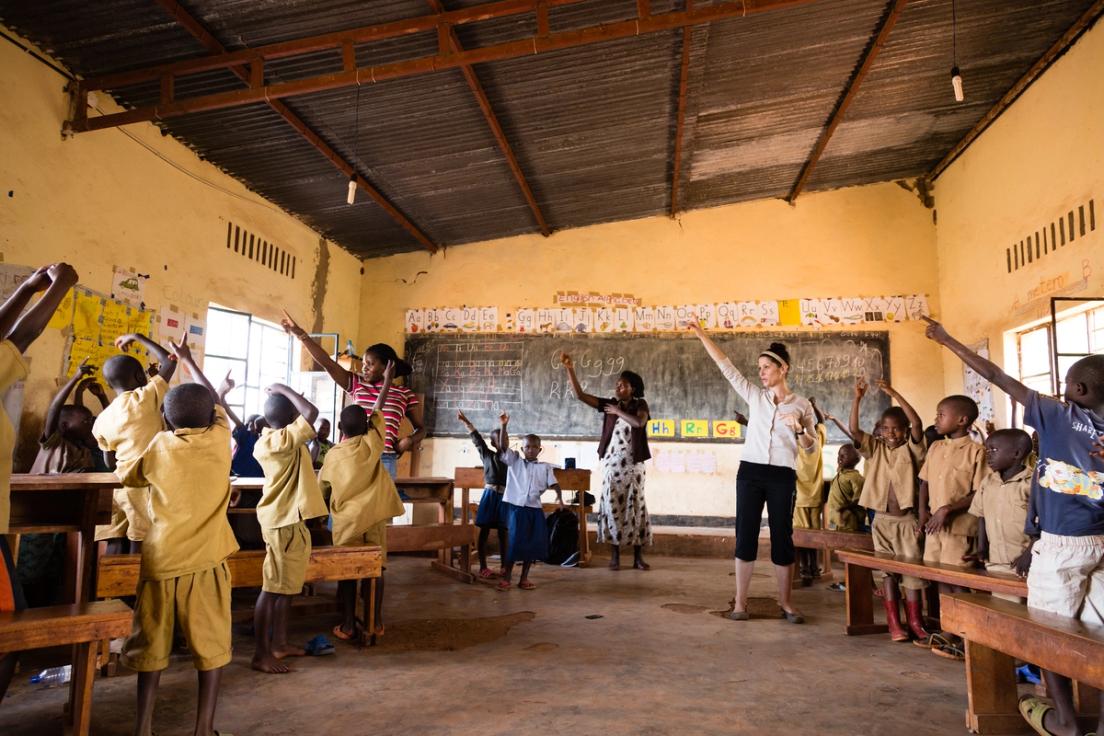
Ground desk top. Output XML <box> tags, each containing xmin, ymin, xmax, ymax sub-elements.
<box><xmin>11</xmin><ymin>472</ymin><xmax>121</xmax><ymax>491</ymax></box>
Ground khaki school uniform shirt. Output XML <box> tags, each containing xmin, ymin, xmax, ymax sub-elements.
<box><xmin>120</xmin><ymin>407</ymin><xmax>239</xmax><ymax>580</ymax></box>
<box><xmin>919</xmin><ymin>435</ymin><xmax>987</xmax><ymax>535</ymax></box>
<box><xmin>794</xmin><ymin>424</ymin><xmax>827</xmax><ymax>507</ymax></box>
<box><xmin>93</xmin><ymin>375</ymin><xmax>168</xmax><ymax>481</ymax></box>
<box><xmin>319</xmin><ymin>414</ymin><xmax>405</xmax><ymax>546</ymax></box>
<box><xmin>828</xmin><ymin>468</ymin><xmax>865</xmax><ymax>526</ymax></box>
<box><xmin>254</xmin><ymin>415</ymin><xmax>327</xmax><ymax>529</ymax></box>
<box><xmin>0</xmin><ymin>341</ymin><xmax>29</xmax><ymax>533</ymax></box>
<box><xmin>968</xmin><ymin>465</ymin><xmax>1032</xmax><ymax>565</ymax></box>
<box><xmin>30</xmin><ymin>432</ymin><xmax>95</xmax><ymax>474</ymax></box>
<box><xmin>857</xmin><ymin>434</ymin><xmax>926</xmax><ymax>513</ymax></box>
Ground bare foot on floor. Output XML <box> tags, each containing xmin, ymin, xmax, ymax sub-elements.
<box><xmin>252</xmin><ymin>655</ymin><xmax>291</xmax><ymax>674</ymax></box>
<box><xmin>633</xmin><ymin>559</ymin><xmax>651</xmax><ymax>570</ymax></box>
<box><xmin>273</xmin><ymin>645</ymin><xmax>306</xmax><ymax>659</ymax></box>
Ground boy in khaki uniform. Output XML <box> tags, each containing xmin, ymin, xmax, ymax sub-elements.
<box><xmin>851</xmin><ymin>378</ymin><xmax>930</xmax><ymax>642</ymax></box>
<box><xmin>321</xmin><ymin>395</ymin><xmax>404</xmax><ymax>641</ymax></box>
<box><xmin>0</xmin><ymin>263</ymin><xmax>78</xmax><ymax>704</ymax></box>
<box><xmin>966</xmin><ymin>429</ymin><xmax>1033</xmax><ymax>602</ymax></box>
<box><xmin>827</xmin><ymin>444</ymin><xmax>865</xmax><ymax>532</ymax></box>
<box><xmin>93</xmin><ymin>332</ymin><xmax>178</xmax><ymax>552</ymax></box>
<box><xmin>118</xmin><ymin>335</ymin><xmax>237</xmax><ymax>736</ymax></box>
<box><xmin>919</xmin><ymin>395</ymin><xmax>987</xmax><ymax>566</ymax></box>
<box><xmin>792</xmin><ymin>399</ymin><xmax>826</xmax><ymax>585</ymax></box>
<box><xmin>252</xmin><ymin>383</ymin><xmax>327</xmax><ymax>674</ymax></box>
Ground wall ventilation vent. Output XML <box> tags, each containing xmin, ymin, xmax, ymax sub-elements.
<box><xmin>1007</xmin><ymin>198</ymin><xmax>1096</xmax><ymax>273</ymax></box>
<box><xmin>226</xmin><ymin>222</ymin><xmax>296</xmax><ymax>279</ymax></box>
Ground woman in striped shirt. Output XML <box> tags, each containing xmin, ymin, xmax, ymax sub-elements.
<box><xmin>691</xmin><ymin>324</ymin><xmax>818</xmax><ymax>624</ymax></box>
<box><xmin>281</xmin><ymin>312</ymin><xmax>425</xmax><ymax>477</ymax></box>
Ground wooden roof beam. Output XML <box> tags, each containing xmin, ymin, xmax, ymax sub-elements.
<box><xmin>928</xmin><ymin>0</ymin><xmax>1104</xmax><ymax>181</ymax></box>
<box><xmin>425</xmin><ymin>0</ymin><xmax>550</xmax><ymax>236</ymax></box>
<box><xmin>670</xmin><ymin>22</ymin><xmax>692</xmax><ymax>217</ymax></box>
<box><xmin>786</xmin><ymin>0</ymin><xmax>907</xmax><ymax>204</ymax></box>
<box><xmin>69</xmin><ymin>0</ymin><xmax>820</xmax><ymax>133</ymax></box>
<box><xmin>150</xmin><ymin>0</ymin><xmax>437</xmax><ymax>253</ymax></box>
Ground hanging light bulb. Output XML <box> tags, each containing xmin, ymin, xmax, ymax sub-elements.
<box><xmin>949</xmin><ymin>0</ymin><xmax>964</xmax><ymax>102</ymax></box>
<box><xmin>346</xmin><ymin>176</ymin><xmax>357</xmax><ymax>205</ymax></box>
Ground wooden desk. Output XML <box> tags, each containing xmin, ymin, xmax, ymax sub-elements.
<box><xmin>941</xmin><ymin>593</ymin><xmax>1103</xmax><ymax>734</ymax></box>
<box><xmin>9</xmin><ymin>473</ymin><xmax>118</xmax><ymax>603</ymax></box>
<box><xmin>836</xmin><ymin>549</ymin><xmax>1027</xmax><ymax>636</ymax></box>
<box><xmin>229</xmin><ymin>476</ymin><xmax>475</xmax><ymax>583</ymax></box>
<box><xmin>791</xmin><ymin>527</ymin><xmax>875</xmax><ymax>582</ymax></box>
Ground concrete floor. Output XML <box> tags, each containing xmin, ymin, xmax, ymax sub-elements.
<box><xmin>1</xmin><ymin>554</ymin><xmax>973</xmax><ymax>736</ymax></box>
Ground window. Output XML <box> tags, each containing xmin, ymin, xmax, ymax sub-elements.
<box><xmin>1008</xmin><ymin>300</ymin><xmax>1104</xmax><ymax>424</ymax></box>
<box><xmin>204</xmin><ymin>305</ymin><xmax>340</xmax><ymax>433</ymax></box>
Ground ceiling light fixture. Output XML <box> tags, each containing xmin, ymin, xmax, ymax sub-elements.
<box><xmin>950</xmin><ymin>0</ymin><xmax>964</xmax><ymax>102</ymax></box>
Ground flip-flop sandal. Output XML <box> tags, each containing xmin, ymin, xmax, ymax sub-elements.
<box><xmin>1018</xmin><ymin>695</ymin><xmax>1057</xmax><ymax>736</ymax></box>
<box><xmin>304</xmin><ymin>635</ymin><xmax>335</xmax><ymax>656</ymax></box>
<box><xmin>331</xmin><ymin>625</ymin><xmax>359</xmax><ymax>641</ymax></box>
<box><xmin>496</xmin><ymin>580</ymin><xmax>512</xmax><ymax>591</ymax></box>
<box><xmin>478</xmin><ymin>568</ymin><xmax>497</xmax><ymax>579</ymax></box>
<box><xmin>518</xmin><ymin>581</ymin><xmax>536</xmax><ymax>590</ymax></box>
<box><xmin>931</xmin><ymin>639</ymin><xmax>965</xmax><ymax>661</ymax></box>
<box><xmin>915</xmin><ymin>632</ymin><xmax>947</xmax><ymax>649</ymax></box>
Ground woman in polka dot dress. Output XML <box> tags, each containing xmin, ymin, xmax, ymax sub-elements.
<box><xmin>561</xmin><ymin>353</ymin><xmax>652</xmax><ymax>570</ymax></box>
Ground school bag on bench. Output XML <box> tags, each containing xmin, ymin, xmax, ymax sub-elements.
<box><xmin>545</xmin><ymin>508</ymin><xmax>579</xmax><ymax>565</ymax></box>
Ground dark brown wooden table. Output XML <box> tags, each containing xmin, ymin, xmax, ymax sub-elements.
<box><xmin>9</xmin><ymin>472</ymin><xmax>118</xmax><ymax>603</ymax></box>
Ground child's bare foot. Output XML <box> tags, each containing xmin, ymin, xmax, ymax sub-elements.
<box><xmin>518</xmin><ymin>580</ymin><xmax>536</xmax><ymax>590</ymax></box>
<box><xmin>273</xmin><ymin>645</ymin><xmax>306</xmax><ymax>659</ymax></box>
<box><xmin>252</xmin><ymin>655</ymin><xmax>291</xmax><ymax>674</ymax></box>
<box><xmin>633</xmin><ymin>558</ymin><xmax>651</xmax><ymax>570</ymax></box>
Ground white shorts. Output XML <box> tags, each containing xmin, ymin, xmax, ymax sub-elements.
<box><xmin>1026</xmin><ymin>532</ymin><xmax>1104</xmax><ymax>626</ymax></box>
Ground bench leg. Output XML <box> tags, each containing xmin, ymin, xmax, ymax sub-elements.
<box><xmin>1074</xmin><ymin>682</ymin><xmax>1101</xmax><ymax>715</ymax></box>
<box><xmin>962</xmin><ymin>639</ymin><xmax>1029</xmax><ymax>734</ymax></box>
<box><xmin>844</xmin><ymin>563</ymin><xmax>886</xmax><ymax>635</ymax></box>
<box><xmin>65</xmin><ymin>641</ymin><xmax>98</xmax><ymax>736</ymax></box>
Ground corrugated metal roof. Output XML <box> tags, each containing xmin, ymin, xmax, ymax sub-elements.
<box><xmin>1</xmin><ymin>0</ymin><xmax>1098</xmax><ymax>259</ymax></box>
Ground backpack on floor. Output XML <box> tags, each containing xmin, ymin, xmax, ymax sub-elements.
<box><xmin>546</xmin><ymin>508</ymin><xmax>579</xmax><ymax>565</ymax></box>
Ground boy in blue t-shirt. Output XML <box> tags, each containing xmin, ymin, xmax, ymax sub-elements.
<box><xmin>924</xmin><ymin>316</ymin><xmax>1103</xmax><ymax>736</ymax></box>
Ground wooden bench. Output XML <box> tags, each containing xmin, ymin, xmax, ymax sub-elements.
<box><xmin>0</xmin><ymin>600</ymin><xmax>132</xmax><ymax>735</ymax></box>
<box><xmin>97</xmin><ymin>546</ymin><xmax>382</xmax><ymax>645</ymax></box>
<box><xmin>941</xmin><ymin>593</ymin><xmax>1103</xmax><ymax>734</ymax></box>
<box><xmin>835</xmin><ymin>548</ymin><xmax>1027</xmax><ymax>636</ymax></box>
<box><xmin>454</xmin><ymin>466</ymin><xmax>594</xmax><ymax>567</ymax></box>
<box><xmin>791</xmin><ymin>527</ymin><xmax>875</xmax><ymax>582</ymax></box>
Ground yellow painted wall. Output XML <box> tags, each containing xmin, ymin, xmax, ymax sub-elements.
<box><xmin>933</xmin><ymin>20</ymin><xmax>1104</xmax><ymax>424</ymax></box>
<box><xmin>0</xmin><ymin>32</ymin><xmax>362</xmax><ymax>466</ymax></box>
<box><xmin>360</xmin><ymin>182</ymin><xmax>944</xmax><ymax>516</ymax></box>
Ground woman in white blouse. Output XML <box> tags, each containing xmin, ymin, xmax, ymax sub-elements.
<box><xmin>691</xmin><ymin>324</ymin><xmax>818</xmax><ymax>623</ymax></box>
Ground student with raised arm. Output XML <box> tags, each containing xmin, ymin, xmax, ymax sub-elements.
<box><xmin>0</xmin><ymin>262</ymin><xmax>79</xmax><ymax>706</ymax></box>
<box><xmin>30</xmin><ymin>359</ymin><xmax>98</xmax><ymax>473</ymax></box>
<box><xmin>561</xmin><ymin>352</ymin><xmax>653</xmax><ymax>570</ymax></box>
<box><xmin>923</xmin><ymin>316</ymin><xmax>1103</xmax><ymax>736</ymax></box>
<box><xmin>93</xmin><ymin>331</ymin><xmax>179</xmax><ymax>552</ymax></box>
<box><xmin>690</xmin><ymin>323</ymin><xmax>816</xmax><ymax>623</ymax></box>
<box><xmin>281</xmin><ymin>311</ymin><xmax>423</xmax><ymax>477</ymax></box>
<box><xmin>851</xmin><ymin>377</ymin><xmax>930</xmax><ymax>643</ymax></box>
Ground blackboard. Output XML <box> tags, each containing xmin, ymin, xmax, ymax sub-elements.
<box><xmin>405</xmin><ymin>332</ymin><xmax>890</xmax><ymax>444</ymax></box>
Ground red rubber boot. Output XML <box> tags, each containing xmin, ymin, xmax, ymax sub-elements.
<box><xmin>905</xmin><ymin>599</ymin><xmax>931</xmax><ymax>643</ymax></box>
<box><xmin>884</xmin><ymin>598</ymin><xmax>910</xmax><ymax>642</ymax></box>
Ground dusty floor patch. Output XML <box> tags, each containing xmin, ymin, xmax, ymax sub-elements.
<box><xmin>708</xmin><ymin>596</ymin><xmax>782</xmax><ymax>619</ymax></box>
<box><xmin>661</xmin><ymin>603</ymin><xmax>708</xmax><ymax>614</ymax></box>
<box><xmin>524</xmin><ymin>642</ymin><xmax>559</xmax><ymax>652</ymax></box>
<box><xmin>366</xmin><ymin>611</ymin><xmax>535</xmax><ymax>653</ymax></box>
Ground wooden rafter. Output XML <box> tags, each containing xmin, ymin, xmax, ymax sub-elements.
<box><xmin>425</xmin><ymin>0</ymin><xmax>550</xmax><ymax>236</ymax></box>
<box><xmin>150</xmin><ymin>0</ymin><xmax>437</xmax><ymax>253</ymax></box>
<box><xmin>670</xmin><ymin>23</ymin><xmax>692</xmax><ymax>217</ymax></box>
<box><xmin>928</xmin><ymin>0</ymin><xmax>1104</xmax><ymax>181</ymax></box>
<box><xmin>69</xmin><ymin>0</ymin><xmax>820</xmax><ymax>133</ymax></box>
<box><xmin>786</xmin><ymin>0</ymin><xmax>907</xmax><ymax>203</ymax></box>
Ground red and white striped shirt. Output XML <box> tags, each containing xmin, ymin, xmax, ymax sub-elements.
<box><xmin>347</xmin><ymin>376</ymin><xmax>419</xmax><ymax>454</ymax></box>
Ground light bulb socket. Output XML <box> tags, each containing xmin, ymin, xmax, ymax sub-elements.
<box><xmin>346</xmin><ymin>177</ymin><xmax>357</xmax><ymax>205</ymax></box>
<box><xmin>951</xmin><ymin>66</ymin><xmax>964</xmax><ymax>103</ymax></box>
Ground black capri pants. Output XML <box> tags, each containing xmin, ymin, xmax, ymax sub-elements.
<box><xmin>734</xmin><ymin>461</ymin><xmax>797</xmax><ymax>566</ymax></box>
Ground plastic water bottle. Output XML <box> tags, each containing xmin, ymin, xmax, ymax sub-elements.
<box><xmin>30</xmin><ymin>665</ymin><xmax>71</xmax><ymax>687</ymax></box>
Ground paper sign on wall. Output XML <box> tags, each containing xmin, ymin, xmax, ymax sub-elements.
<box><xmin>712</xmin><ymin>420</ymin><xmax>743</xmax><ymax>439</ymax></box>
<box><xmin>680</xmin><ymin>419</ymin><xmax>710</xmax><ymax>438</ymax></box>
<box><xmin>646</xmin><ymin>419</ymin><xmax>675</xmax><ymax>438</ymax></box>
<box><xmin>111</xmin><ymin>266</ymin><xmax>146</xmax><ymax>308</ymax></box>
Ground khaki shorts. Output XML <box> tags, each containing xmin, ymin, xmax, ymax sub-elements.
<box><xmin>985</xmin><ymin>562</ymin><xmax>1026</xmax><ymax>604</ymax></box>
<box><xmin>339</xmin><ymin>520</ymin><xmax>388</xmax><ymax>565</ymax></box>
<box><xmin>261</xmin><ymin>522</ymin><xmax>311</xmax><ymax>595</ymax></box>
<box><xmin>792</xmin><ymin>506</ymin><xmax>822</xmax><ymax>530</ymax></box>
<box><xmin>94</xmin><ymin>486</ymin><xmax>152</xmax><ymax>542</ymax></box>
<box><xmin>1027</xmin><ymin>532</ymin><xmax>1104</xmax><ymax>626</ymax></box>
<box><xmin>122</xmin><ymin>561</ymin><xmax>232</xmax><ymax>671</ymax></box>
<box><xmin>872</xmin><ymin>513</ymin><xmax>926</xmax><ymax>591</ymax></box>
<box><xmin>832</xmin><ymin>509</ymin><xmax>863</xmax><ymax>533</ymax></box>
<box><xmin>923</xmin><ymin>530</ymin><xmax>974</xmax><ymax>567</ymax></box>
